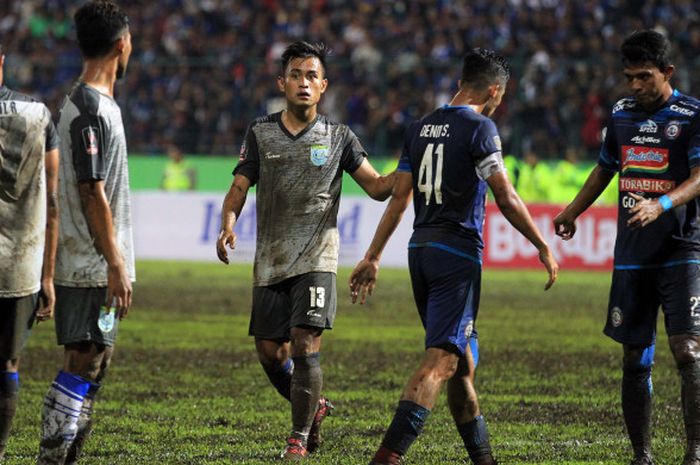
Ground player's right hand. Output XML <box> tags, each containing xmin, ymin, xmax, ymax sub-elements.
<box><xmin>216</xmin><ymin>228</ymin><xmax>237</xmax><ymax>264</ymax></box>
<box><xmin>538</xmin><ymin>246</ymin><xmax>559</xmax><ymax>291</ymax></box>
<box><xmin>107</xmin><ymin>262</ymin><xmax>132</xmax><ymax>319</ymax></box>
<box><xmin>36</xmin><ymin>278</ymin><xmax>55</xmax><ymax>323</ymax></box>
<box><xmin>349</xmin><ymin>258</ymin><xmax>379</xmax><ymax>305</ymax></box>
<box><xmin>553</xmin><ymin>211</ymin><xmax>576</xmax><ymax>240</ymax></box>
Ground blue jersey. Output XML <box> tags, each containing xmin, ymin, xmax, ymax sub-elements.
<box><xmin>398</xmin><ymin>105</ymin><xmax>504</xmax><ymax>263</ymax></box>
<box><xmin>598</xmin><ymin>89</ymin><xmax>700</xmax><ymax>268</ymax></box>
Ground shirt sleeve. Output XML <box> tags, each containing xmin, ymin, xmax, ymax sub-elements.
<box><xmin>70</xmin><ymin>113</ymin><xmax>108</xmax><ymax>181</ymax></box>
<box><xmin>340</xmin><ymin>126</ymin><xmax>367</xmax><ymax>173</ymax></box>
<box><xmin>471</xmin><ymin>118</ymin><xmax>505</xmax><ymax>180</ymax></box>
<box><xmin>232</xmin><ymin>122</ymin><xmax>260</xmax><ymax>185</ymax></box>
<box><xmin>688</xmin><ymin>118</ymin><xmax>700</xmax><ymax>169</ymax></box>
<box><xmin>397</xmin><ymin>122</ymin><xmax>417</xmax><ymax>173</ymax></box>
<box><xmin>597</xmin><ymin>114</ymin><xmax>619</xmax><ymax>172</ymax></box>
<box><xmin>44</xmin><ymin>117</ymin><xmax>59</xmax><ymax>152</ymax></box>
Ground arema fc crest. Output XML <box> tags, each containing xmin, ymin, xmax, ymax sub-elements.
<box><xmin>310</xmin><ymin>145</ymin><xmax>329</xmax><ymax>166</ymax></box>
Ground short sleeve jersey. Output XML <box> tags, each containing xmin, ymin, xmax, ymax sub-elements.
<box><xmin>55</xmin><ymin>83</ymin><xmax>135</xmax><ymax>287</ymax></box>
<box><xmin>234</xmin><ymin>112</ymin><xmax>365</xmax><ymax>286</ymax></box>
<box><xmin>0</xmin><ymin>86</ymin><xmax>59</xmax><ymax>297</ymax></box>
<box><xmin>398</xmin><ymin>105</ymin><xmax>504</xmax><ymax>263</ymax></box>
<box><xmin>598</xmin><ymin>89</ymin><xmax>700</xmax><ymax>268</ymax></box>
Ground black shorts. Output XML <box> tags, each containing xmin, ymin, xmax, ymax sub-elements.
<box><xmin>249</xmin><ymin>272</ymin><xmax>337</xmax><ymax>340</ymax></box>
<box><xmin>604</xmin><ymin>263</ymin><xmax>700</xmax><ymax>346</ymax></box>
<box><xmin>55</xmin><ymin>286</ymin><xmax>119</xmax><ymax>347</ymax></box>
<box><xmin>0</xmin><ymin>293</ymin><xmax>38</xmax><ymax>360</ymax></box>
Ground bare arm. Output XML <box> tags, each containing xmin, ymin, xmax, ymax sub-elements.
<box><xmin>78</xmin><ymin>179</ymin><xmax>132</xmax><ymax>317</ymax></box>
<box><xmin>627</xmin><ymin>166</ymin><xmax>700</xmax><ymax>228</ymax></box>
<box><xmin>216</xmin><ymin>174</ymin><xmax>251</xmax><ymax>264</ymax></box>
<box><xmin>553</xmin><ymin>165</ymin><xmax>615</xmax><ymax>239</ymax></box>
<box><xmin>350</xmin><ymin>158</ymin><xmax>396</xmax><ymax>201</ymax></box>
<box><xmin>488</xmin><ymin>171</ymin><xmax>558</xmax><ymax>290</ymax></box>
<box><xmin>349</xmin><ymin>172</ymin><xmax>413</xmax><ymax>303</ymax></box>
<box><xmin>37</xmin><ymin>148</ymin><xmax>59</xmax><ymax>323</ymax></box>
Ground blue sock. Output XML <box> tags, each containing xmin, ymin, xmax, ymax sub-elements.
<box><xmin>263</xmin><ymin>358</ymin><xmax>294</xmax><ymax>401</ymax></box>
<box><xmin>381</xmin><ymin>400</ymin><xmax>431</xmax><ymax>455</ymax></box>
<box><xmin>457</xmin><ymin>415</ymin><xmax>492</xmax><ymax>461</ymax></box>
<box><xmin>0</xmin><ymin>372</ymin><xmax>19</xmax><ymax>397</ymax></box>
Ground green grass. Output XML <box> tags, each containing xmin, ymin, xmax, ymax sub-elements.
<box><xmin>4</xmin><ymin>261</ymin><xmax>685</xmax><ymax>464</ymax></box>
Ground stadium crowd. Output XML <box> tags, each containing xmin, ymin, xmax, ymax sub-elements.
<box><xmin>1</xmin><ymin>0</ymin><xmax>699</xmax><ymax>158</ymax></box>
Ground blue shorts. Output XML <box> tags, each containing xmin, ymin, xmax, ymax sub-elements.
<box><xmin>408</xmin><ymin>245</ymin><xmax>481</xmax><ymax>356</ymax></box>
<box><xmin>604</xmin><ymin>263</ymin><xmax>700</xmax><ymax>346</ymax></box>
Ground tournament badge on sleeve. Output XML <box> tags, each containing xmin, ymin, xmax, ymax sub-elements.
<box><xmin>310</xmin><ymin>145</ymin><xmax>329</xmax><ymax>166</ymax></box>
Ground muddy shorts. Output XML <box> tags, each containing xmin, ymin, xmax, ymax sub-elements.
<box><xmin>55</xmin><ymin>286</ymin><xmax>119</xmax><ymax>347</ymax></box>
<box><xmin>0</xmin><ymin>293</ymin><xmax>38</xmax><ymax>360</ymax></box>
<box><xmin>249</xmin><ymin>272</ymin><xmax>337</xmax><ymax>340</ymax></box>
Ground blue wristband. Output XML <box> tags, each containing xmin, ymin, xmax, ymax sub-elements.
<box><xmin>658</xmin><ymin>194</ymin><xmax>673</xmax><ymax>211</ymax></box>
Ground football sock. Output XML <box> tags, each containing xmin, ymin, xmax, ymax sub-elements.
<box><xmin>622</xmin><ymin>361</ymin><xmax>653</xmax><ymax>458</ymax></box>
<box><xmin>263</xmin><ymin>358</ymin><xmax>294</xmax><ymax>401</ymax></box>
<box><xmin>679</xmin><ymin>359</ymin><xmax>700</xmax><ymax>461</ymax></box>
<box><xmin>0</xmin><ymin>371</ymin><xmax>19</xmax><ymax>459</ymax></box>
<box><xmin>457</xmin><ymin>415</ymin><xmax>494</xmax><ymax>463</ymax></box>
<box><xmin>37</xmin><ymin>371</ymin><xmax>91</xmax><ymax>465</ymax></box>
<box><xmin>381</xmin><ymin>400</ymin><xmax>431</xmax><ymax>455</ymax></box>
<box><xmin>290</xmin><ymin>353</ymin><xmax>322</xmax><ymax>445</ymax></box>
<box><xmin>65</xmin><ymin>382</ymin><xmax>100</xmax><ymax>465</ymax></box>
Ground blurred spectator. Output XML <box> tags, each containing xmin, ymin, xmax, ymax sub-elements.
<box><xmin>3</xmin><ymin>0</ymin><xmax>700</xmax><ymax>158</ymax></box>
<box><xmin>161</xmin><ymin>144</ymin><xmax>197</xmax><ymax>191</ymax></box>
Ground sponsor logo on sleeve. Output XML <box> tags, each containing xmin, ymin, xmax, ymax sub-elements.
<box><xmin>619</xmin><ymin>177</ymin><xmax>675</xmax><ymax>193</ymax></box>
<box><xmin>310</xmin><ymin>145</ymin><xmax>329</xmax><ymax>166</ymax></box>
<box><xmin>665</xmin><ymin>120</ymin><xmax>682</xmax><ymax>140</ymax></box>
<box><xmin>81</xmin><ymin>126</ymin><xmax>99</xmax><ymax>156</ymax></box>
<box><xmin>238</xmin><ymin>141</ymin><xmax>247</xmax><ymax>160</ymax></box>
<box><xmin>621</xmin><ymin>145</ymin><xmax>669</xmax><ymax>174</ymax></box>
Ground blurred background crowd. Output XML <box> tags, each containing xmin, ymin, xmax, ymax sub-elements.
<box><xmin>1</xmin><ymin>0</ymin><xmax>700</xmax><ymax>163</ymax></box>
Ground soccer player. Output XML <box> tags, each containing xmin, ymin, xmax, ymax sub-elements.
<box><xmin>349</xmin><ymin>48</ymin><xmax>558</xmax><ymax>465</ymax></box>
<box><xmin>37</xmin><ymin>2</ymin><xmax>134</xmax><ymax>464</ymax></box>
<box><xmin>0</xmin><ymin>49</ymin><xmax>59</xmax><ymax>461</ymax></box>
<box><xmin>554</xmin><ymin>30</ymin><xmax>700</xmax><ymax>465</ymax></box>
<box><xmin>216</xmin><ymin>41</ymin><xmax>394</xmax><ymax>460</ymax></box>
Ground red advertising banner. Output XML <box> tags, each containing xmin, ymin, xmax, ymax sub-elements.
<box><xmin>484</xmin><ymin>204</ymin><xmax>617</xmax><ymax>270</ymax></box>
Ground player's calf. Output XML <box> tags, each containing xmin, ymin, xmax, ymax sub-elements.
<box><xmin>622</xmin><ymin>344</ymin><xmax>654</xmax><ymax>461</ymax></box>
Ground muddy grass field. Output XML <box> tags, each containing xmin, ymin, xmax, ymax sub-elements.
<box><xmin>4</xmin><ymin>261</ymin><xmax>686</xmax><ymax>464</ymax></box>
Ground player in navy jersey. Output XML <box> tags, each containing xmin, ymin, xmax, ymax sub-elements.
<box><xmin>350</xmin><ymin>48</ymin><xmax>558</xmax><ymax>465</ymax></box>
<box><xmin>554</xmin><ymin>30</ymin><xmax>700</xmax><ymax>465</ymax></box>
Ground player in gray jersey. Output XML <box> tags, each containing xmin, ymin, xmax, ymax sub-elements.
<box><xmin>217</xmin><ymin>41</ymin><xmax>395</xmax><ymax>460</ymax></box>
<box><xmin>0</xmin><ymin>49</ymin><xmax>60</xmax><ymax>461</ymax></box>
<box><xmin>37</xmin><ymin>3</ymin><xmax>133</xmax><ymax>464</ymax></box>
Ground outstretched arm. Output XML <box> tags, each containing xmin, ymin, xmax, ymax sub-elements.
<box><xmin>216</xmin><ymin>174</ymin><xmax>251</xmax><ymax>264</ymax></box>
<box><xmin>488</xmin><ymin>171</ymin><xmax>558</xmax><ymax>290</ymax></box>
<box><xmin>350</xmin><ymin>158</ymin><xmax>396</xmax><ymax>201</ymax></box>
<box><xmin>627</xmin><ymin>166</ymin><xmax>700</xmax><ymax>228</ymax></box>
<box><xmin>553</xmin><ymin>165</ymin><xmax>615</xmax><ymax>239</ymax></box>
<box><xmin>37</xmin><ymin>148</ymin><xmax>59</xmax><ymax>323</ymax></box>
<box><xmin>349</xmin><ymin>171</ymin><xmax>413</xmax><ymax>304</ymax></box>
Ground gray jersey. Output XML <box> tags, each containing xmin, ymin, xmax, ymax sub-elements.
<box><xmin>234</xmin><ymin>112</ymin><xmax>366</xmax><ymax>286</ymax></box>
<box><xmin>0</xmin><ymin>86</ymin><xmax>59</xmax><ymax>297</ymax></box>
<box><xmin>55</xmin><ymin>83</ymin><xmax>135</xmax><ymax>287</ymax></box>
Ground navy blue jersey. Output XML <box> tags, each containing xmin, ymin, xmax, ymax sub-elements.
<box><xmin>598</xmin><ymin>89</ymin><xmax>700</xmax><ymax>268</ymax></box>
<box><xmin>398</xmin><ymin>105</ymin><xmax>504</xmax><ymax>263</ymax></box>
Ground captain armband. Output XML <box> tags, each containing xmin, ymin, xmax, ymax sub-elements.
<box><xmin>475</xmin><ymin>151</ymin><xmax>505</xmax><ymax>180</ymax></box>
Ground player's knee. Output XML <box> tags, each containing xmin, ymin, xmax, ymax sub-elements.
<box><xmin>623</xmin><ymin>344</ymin><xmax>655</xmax><ymax>373</ymax></box>
<box><xmin>670</xmin><ymin>335</ymin><xmax>700</xmax><ymax>367</ymax></box>
<box><xmin>2</xmin><ymin>359</ymin><xmax>19</xmax><ymax>372</ymax></box>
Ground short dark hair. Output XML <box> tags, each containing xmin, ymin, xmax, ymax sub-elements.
<box><xmin>74</xmin><ymin>1</ymin><xmax>129</xmax><ymax>58</ymax></box>
<box><xmin>461</xmin><ymin>48</ymin><xmax>510</xmax><ymax>90</ymax></box>
<box><xmin>621</xmin><ymin>30</ymin><xmax>672</xmax><ymax>70</ymax></box>
<box><xmin>281</xmin><ymin>41</ymin><xmax>329</xmax><ymax>75</ymax></box>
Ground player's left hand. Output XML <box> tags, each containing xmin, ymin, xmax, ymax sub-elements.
<box><xmin>36</xmin><ymin>278</ymin><xmax>55</xmax><ymax>323</ymax></box>
<box><xmin>349</xmin><ymin>258</ymin><xmax>379</xmax><ymax>305</ymax></box>
<box><xmin>537</xmin><ymin>246</ymin><xmax>559</xmax><ymax>291</ymax></box>
<box><xmin>627</xmin><ymin>192</ymin><xmax>664</xmax><ymax>229</ymax></box>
